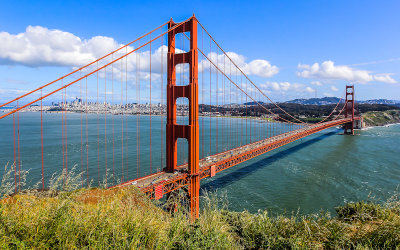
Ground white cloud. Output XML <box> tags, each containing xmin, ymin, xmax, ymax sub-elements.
<box><xmin>0</xmin><ymin>26</ymin><xmax>120</xmax><ymax>67</ymax></box>
<box><xmin>260</xmin><ymin>81</ymin><xmax>315</xmax><ymax>94</ymax></box>
<box><xmin>297</xmin><ymin>60</ymin><xmax>397</xmax><ymax>84</ymax></box>
<box><xmin>330</xmin><ymin>86</ymin><xmax>339</xmax><ymax>92</ymax></box>
<box><xmin>305</xmin><ymin>86</ymin><xmax>315</xmax><ymax>93</ymax></box>
<box><xmin>0</xmin><ymin>25</ymin><xmax>279</xmax><ymax>79</ymax></box>
<box><xmin>311</xmin><ymin>81</ymin><xmax>322</xmax><ymax>86</ymax></box>
<box><xmin>199</xmin><ymin>51</ymin><xmax>279</xmax><ymax>78</ymax></box>
<box><xmin>323</xmin><ymin>92</ymin><xmax>334</xmax><ymax>97</ymax></box>
<box><xmin>373</xmin><ymin>74</ymin><xmax>397</xmax><ymax>84</ymax></box>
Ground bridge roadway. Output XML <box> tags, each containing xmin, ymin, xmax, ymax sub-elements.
<box><xmin>113</xmin><ymin>118</ymin><xmax>353</xmax><ymax>199</ymax></box>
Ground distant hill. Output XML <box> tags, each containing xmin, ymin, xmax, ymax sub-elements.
<box><xmin>286</xmin><ymin>97</ymin><xmax>342</xmax><ymax>105</ymax></box>
<box><xmin>357</xmin><ymin>99</ymin><xmax>400</xmax><ymax>105</ymax></box>
<box><xmin>243</xmin><ymin>101</ymin><xmax>266</xmax><ymax>106</ymax></box>
<box><xmin>285</xmin><ymin>97</ymin><xmax>400</xmax><ymax>106</ymax></box>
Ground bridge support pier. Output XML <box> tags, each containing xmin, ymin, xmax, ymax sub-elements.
<box><xmin>166</xmin><ymin>16</ymin><xmax>199</xmax><ymax>220</ymax></box>
<box><xmin>344</xmin><ymin>85</ymin><xmax>355</xmax><ymax>135</ymax></box>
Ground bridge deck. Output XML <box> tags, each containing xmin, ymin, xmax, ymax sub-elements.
<box><xmin>112</xmin><ymin>118</ymin><xmax>352</xmax><ymax>199</ymax></box>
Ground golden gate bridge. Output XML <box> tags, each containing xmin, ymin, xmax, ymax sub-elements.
<box><xmin>0</xmin><ymin>15</ymin><xmax>359</xmax><ymax>219</ymax></box>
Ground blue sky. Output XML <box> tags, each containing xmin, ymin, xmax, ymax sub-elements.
<box><xmin>0</xmin><ymin>0</ymin><xmax>399</xmax><ymax>103</ymax></box>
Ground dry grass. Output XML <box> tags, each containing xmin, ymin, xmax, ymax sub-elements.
<box><xmin>0</xmin><ymin>169</ymin><xmax>399</xmax><ymax>249</ymax></box>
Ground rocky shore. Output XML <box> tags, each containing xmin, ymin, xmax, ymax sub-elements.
<box><xmin>362</xmin><ymin>110</ymin><xmax>400</xmax><ymax>127</ymax></box>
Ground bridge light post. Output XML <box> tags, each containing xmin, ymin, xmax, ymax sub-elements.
<box><xmin>167</xmin><ymin>16</ymin><xmax>200</xmax><ymax>220</ymax></box>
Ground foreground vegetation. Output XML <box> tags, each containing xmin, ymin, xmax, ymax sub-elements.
<box><xmin>1</xmin><ymin>186</ymin><xmax>399</xmax><ymax>249</ymax></box>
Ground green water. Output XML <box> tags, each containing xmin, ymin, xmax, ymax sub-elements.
<box><xmin>0</xmin><ymin>112</ymin><xmax>399</xmax><ymax>214</ymax></box>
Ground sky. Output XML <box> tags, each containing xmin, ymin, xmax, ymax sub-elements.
<box><xmin>0</xmin><ymin>0</ymin><xmax>399</xmax><ymax>103</ymax></box>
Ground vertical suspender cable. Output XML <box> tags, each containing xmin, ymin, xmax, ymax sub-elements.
<box><xmin>80</xmin><ymin>72</ymin><xmax>83</xmax><ymax>187</ymax></box>
<box><xmin>136</xmin><ymin>46</ymin><xmax>140</xmax><ymax>178</ymax></box>
<box><xmin>97</xmin><ymin>62</ymin><xmax>100</xmax><ymax>185</ymax></box>
<box><xmin>150</xmin><ymin>34</ymin><xmax>152</xmax><ymax>173</ymax></box>
<box><xmin>245</xmin><ymin>79</ymin><xmax>248</xmax><ymax>145</ymax></box>
<box><xmin>86</xmin><ymin>77</ymin><xmax>89</xmax><ymax>187</ymax></box>
<box><xmin>216</xmin><ymin>47</ymin><xmax>218</xmax><ymax>153</ymax></box>
<box><xmin>112</xmin><ymin>54</ymin><xmax>115</xmax><ymax>185</ymax></box>
<box><xmin>41</xmin><ymin>89</ymin><xmax>44</xmax><ymax>190</ymax></box>
<box><xmin>161</xmin><ymin>35</ymin><xmax>164</xmax><ymax>170</ymax></box>
<box><xmin>104</xmin><ymin>66</ymin><xmax>108</xmax><ymax>186</ymax></box>
<box><xmin>61</xmin><ymin>81</ymin><xmax>64</xmax><ymax>183</ymax></box>
<box><xmin>201</xmin><ymin>29</ymin><xmax>204</xmax><ymax>159</ymax></box>
<box><xmin>65</xmin><ymin>84</ymin><xmax>68</xmax><ymax>181</ymax></box>
<box><xmin>121</xmin><ymin>54</ymin><xmax>124</xmax><ymax>181</ymax></box>
<box><xmin>13</xmin><ymin>114</ymin><xmax>16</xmax><ymax>193</ymax></box>
<box><xmin>223</xmin><ymin>54</ymin><xmax>225</xmax><ymax>150</ymax></box>
<box><xmin>209</xmin><ymin>37</ymin><xmax>211</xmax><ymax>156</ymax></box>
<box><xmin>240</xmin><ymin>74</ymin><xmax>243</xmax><ymax>146</ymax></box>
<box><xmin>125</xmin><ymin>47</ymin><xmax>129</xmax><ymax>179</ymax></box>
<box><xmin>17</xmin><ymin>101</ymin><xmax>20</xmax><ymax>192</ymax></box>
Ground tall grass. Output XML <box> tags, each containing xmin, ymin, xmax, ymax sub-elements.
<box><xmin>0</xmin><ymin>167</ymin><xmax>399</xmax><ymax>249</ymax></box>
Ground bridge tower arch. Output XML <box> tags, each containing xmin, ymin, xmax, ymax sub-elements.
<box><xmin>166</xmin><ymin>16</ymin><xmax>200</xmax><ymax>219</ymax></box>
<box><xmin>344</xmin><ymin>85</ymin><xmax>355</xmax><ymax>135</ymax></box>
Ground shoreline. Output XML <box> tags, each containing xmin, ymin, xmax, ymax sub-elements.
<box><xmin>362</xmin><ymin>122</ymin><xmax>400</xmax><ymax>130</ymax></box>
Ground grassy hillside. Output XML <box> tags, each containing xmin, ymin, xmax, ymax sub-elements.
<box><xmin>1</xmin><ymin>187</ymin><xmax>399</xmax><ymax>249</ymax></box>
<box><xmin>362</xmin><ymin>110</ymin><xmax>400</xmax><ymax>127</ymax></box>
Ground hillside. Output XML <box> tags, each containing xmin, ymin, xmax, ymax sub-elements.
<box><xmin>286</xmin><ymin>97</ymin><xmax>341</xmax><ymax>105</ymax></box>
<box><xmin>362</xmin><ymin>110</ymin><xmax>400</xmax><ymax>127</ymax></box>
<box><xmin>286</xmin><ymin>97</ymin><xmax>400</xmax><ymax>106</ymax></box>
<box><xmin>1</xmin><ymin>187</ymin><xmax>400</xmax><ymax>249</ymax></box>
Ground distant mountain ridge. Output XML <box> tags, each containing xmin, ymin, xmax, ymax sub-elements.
<box><xmin>286</xmin><ymin>97</ymin><xmax>342</xmax><ymax>105</ymax></box>
<box><xmin>285</xmin><ymin>97</ymin><xmax>400</xmax><ymax>106</ymax></box>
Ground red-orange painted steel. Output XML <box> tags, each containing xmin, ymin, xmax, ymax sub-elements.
<box><xmin>135</xmin><ymin>118</ymin><xmax>354</xmax><ymax>200</ymax></box>
<box><xmin>167</xmin><ymin>16</ymin><xmax>200</xmax><ymax>220</ymax></box>
<box><xmin>155</xmin><ymin>184</ymin><xmax>163</xmax><ymax>200</ymax></box>
<box><xmin>344</xmin><ymin>85</ymin><xmax>355</xmax><ymax>135</ymax></box>
<box><xmin>210</xmin><ymin>165</ymin><xmax>216</xmax><ymax>177</ymax></box>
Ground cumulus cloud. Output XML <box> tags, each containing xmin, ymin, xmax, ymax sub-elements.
<box><xmin>260</xmin><ymin>81</ymin><xmax>315</xmax><ymax>94</ymax></box>
<box><xmin>330</xmin><ymin>86</ymin><xmax>339</xmax><ymax>92</ymax></box>
<box><xmin>305</xmin><ymin>86</ymin><xmax>315</xmax><ymax>93</ymax></box>
<box><xmin>311</xmin><ymin>81</ymin><xmax>322</xmax><ymax>86</ymax></box>
<box><xmin>0</xmin><ymin>25</ymin><xmax>120</xmax><ymax>67</ymax></box>
<box><xmin>199</xmin><ymin>51</ymin><xmax>279</xmax><ymax>78</ymax></box>
<box><xmin>0</xmin><ymin>25</ymin><xmax>279</xmax><ymax>79</ymax></box>
<box><xmin>297</xmin><ymin>60</ymin><xmax>397</xmax><ymax>84</ymax></box>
